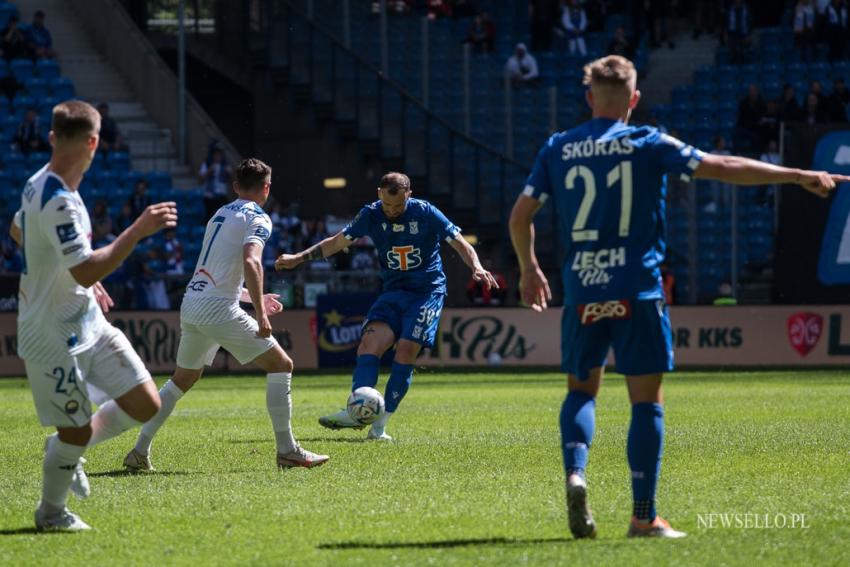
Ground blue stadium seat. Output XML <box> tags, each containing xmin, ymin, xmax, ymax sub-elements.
<box><xmin>10</xmin><ymin>58</ymin><xmax>34</xmax><ymax>82</ymax></box>
<box><xmin>35</xmin><ymin>59</ymin><xmax>60</xmax><ymax>80</ymax></box>
<box><xmin>24</xmin><ymin>77</ymin><xmax>49</xmax><ymax>100</ymax></box>
<box><xmin>2</xmin><ymin>115</ymin><xmax>17</xmax><ymax>138</ymax></box>
<box><xmin>3</xmin><ymin>152</ymin><xmax>26</xmax><ymax>180</ymax></box>
<box><xmin>148</xmin><ymin>171</ymin><xmax>172</xmax><ymax>190</ymax></box>
<box><xmin>107</xmin><ymin>151</ymin><xmax>131</xmax><ymax>172</ymax></box>
<box><xmin>50</xmin><ymin>77</ymin><xmax>76</xmax><ymax>101</ymax></box>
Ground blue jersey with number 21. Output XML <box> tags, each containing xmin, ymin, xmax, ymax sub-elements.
<box><xmin>343</xmin><ymin>198</ymin><xmax>461</xmax><ymax>295</ymax></box>
<box><xmin>524</xmin><ymin>118</ymin><xmax>704</xmax><ymax>304</ymax></box>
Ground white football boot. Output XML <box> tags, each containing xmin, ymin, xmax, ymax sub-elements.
<box><xmin>35</xmin><ymin>506</ymin><xmax>91</xmax><ymax>532</ymax></box>
<box><xmin>566</xmin><ymin>473</ymin><xmax>597</xmax><ymax>539</ymax></box>
<box><xmin>123</xmin><ymin>448</ymin><xmax>154</xmax><ymax>473</ymax></box>
<box><xmin>318</xmin><ymin>409</ymin><xmax>364</xmax><ymax>430</ymax></box>
<box><xmin>627</xmin><ymin>516</ymin><xmax>687</xmax><ymax>538</ymax></box>
<box><xmin>276</xmin><ymin>445</ymin><xmax>330</xmax><ymax>469</ymax></box>
<box><xmin>366</xmin><ymin>423</ymin><xmax>393</xmax><ymax>441</ymax></box>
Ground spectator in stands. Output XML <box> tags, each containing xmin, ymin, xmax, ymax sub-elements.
<box><xmin>827</xmin><ymin>77</ymin><xmax>850</xmax><ymax>121</ymax></box>
<box><xmin>26</xmin><ymin>10</ymin><xmax>55</xmax><ymax>59</ymax></box>
<box><xmin>1</xmin><ymin>16</ymin><xmax>31</xmax><ymax>61</ymax></box>
<box><xmin>371</xmin><ymin>0</ymin><xmax>413</xmax><ymax>14</ymax></box>
<box><xmin>14</xmin><ymin>108</ymin><xmax>48</xmax><ymax>155</ymax></box>
<box><xmin>736</xmin><ymin>83</ymin><xmax>765</xmax><ymax>152</ymax></box>
<box><xmin>426</xmin><ymin>0</ymin><xmax>453</xmax><ymax>20</ymax></box>
<box><xmin>809</xmin><ymin>80</ymin><xmax>825</xmax><ymax>105</ymax></box>
<box><xmin>779</xmin><ymin>83</ymin><xmax>804</xmax><ymax>121</ymax></box>
<box><xmin>726</xmin><ymin>0</ymin><xmax>752</xmax><ymax>64</ymax></box>
<box><xmin>707</xmin><ymin>135</ymin><xmax>733</xmax><ymax>212</ymax></box>
<box><xmin>112</xmin><ymin>132</ymin><xmax>130</xmax><ymax>153</ymax></box>
<box><xmin>128</xmin><ymin>178</ymin><xmax>152</xmax><ymax>218</ymax></box>
<box><xmin>649</xmin><ymin>0</ymin><xmax>675</xmax><ymax>49</ymax></box>
<box><xmin>606</xmin><ymin>26</ymin><xmax>635</xmax><ymax>58</ymax></box>
<box><xmin>465</xmin><ymin>12</ymin><xmax>497</xmax><ymax>53</ymax></box>
<box><xmin>826</xmin><ymin>0</ymin><xmax>849</xmax><ymax>62</ymax></box>
<box><xmin>139</xmin><ymin>249</ymin><xmax>170</xmax><ymax>310</ymax></box>
<box><xmin>97</xmin><ymin>103</ymin><xmax>120</xmax><ymax>152</ymax></box>
<box><xmin>529</xmin><ymin>0</ymin><xmax>560</xmax><ymax>52</ymax></box>
<box><xmin>467</xmin><ymin>259</ymin><xmax>507</xmax><ymax>306</ymax></box>
<box><xmin>163</xmin><ymin>229</ymin><xmax>185</xmax><ymax>275</ymax></box>
<box><xmin>713</xmin><ymin>281</ymin><xmax>737</xmax><ymax>305</ymax></box>
<box><xmin>693</xmin><ymin>0</ymin><xmax>720</xmax><ymax>39</ymax></box>
<box><xmin>559</xmin><ymin>0</ymin><xmax>588</xmax><ymax>56</ymax></box>
<box><xmin>350</xmin><ymin>239</ymin><xmax>378</xmax><ymax>271</ymax></box>
<box><xmin>91</xmin><ymin>199</ymin><xmax>116</xmax><ymax>246</ymax></box>
<box><xmin>277</xmin><ymin>203</ymin><xmax>302</xmax><ymax>236</ymax></box>
<box><xmin>0</xmin><ymin>236</ymin><xmax>23</xmax><ymax>274</ymax></box>
<box><xmin>505</xmin><ymin>43</ymin><xmax>540</xmax><ymax>88</ymax></box>
<box><xmin>803</xmin><ymin>92</ymin><xmax>829</xmax><ymax>124</ymax></box>
<box><xmin>758</xmin><ymin>139</ymin><xmax>781</xmax><ymax>205</ymax></box>
<box><xmin>794</xmin><ymin>0</ymin><xmax>817</xmax><ymax>62</ymax></box>
<box><xmin>200</xmin><ymin>148</ymin><xmax>232</xmax><ymax>219</ymax></box>
<box><xmin>758</xmin><ymin>100</ymin><xmax>781</xmax><ymax>150</ymax></box>
<box><xmin>115</xmin><ymin>202</ymin><xmax>135</xmax><ymax>233</ymax></box>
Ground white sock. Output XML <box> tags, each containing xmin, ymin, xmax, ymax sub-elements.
<box><xmin>87</xmin><ymin>400</ymin><xmax>142</xmax><ymax>448</ymax></box>
<box><xmin>266</xmin><ymin>372</ymin><xmax>297</xmax><ymax>454</ymax></box>
<box><xmin>41</xmin><ymin>437</ymin><xmax>86</xmax><ymax>512</ymax></box>
<box><xmin>373</xmin><ymin>411</ymin><xmax>393</xmax><ymax>430</ymax></box>
<box><xmin>134</xmin><ymin>380</ymin><xmax>184</xmax><ymax>456</ymax></box>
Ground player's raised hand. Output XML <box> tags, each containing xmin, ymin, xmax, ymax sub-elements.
<box><xmin>275</xmin><ymin>254</ymin><xmax>302</xmax><ymax>271</ymax></box>
<box><xmin>472</xmin><ymin>267</ymin><xmax>500</xmax><ymax>290</ymax></box>
<box><xmin>798</xmin><ymin>171</ymin><xmax>850</xmax><ymax>198</ymax></box>
<box><xmin>93</xmin><ymin>281</ymin><xmax>114</xmax><ymax>313</ymax></box>
<box><xmin>256</xmin><ymin>314</ymin><xmax>273</xmax><ymax>338</ymax></box>
<box><xmin>520</xmin><ymin>266</ymin><xmax>552</xmax><ymax>313</ymax></box>
<box><xmin>133</xmin><ymin>202</ymin><xmax>178</xmax><ymax>238</ymax></box>
<box><xmin>263</xmin><ymin>293</ymin><xmax>283</xmax><ymax>315</ymax></box>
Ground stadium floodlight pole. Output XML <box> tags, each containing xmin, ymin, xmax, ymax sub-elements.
<box><xmin>504</xmin><ymin>73</ymin><xmax>514</xmax><ymax>159</ymax></box>
<box><xmin>548</xmin><ymin>86</ymin><xmax>557</xmax><ymax>134</ymax></box>
<box><xmin>177</xmin><ymin>0</ymin><xmax>187</xmax><ymax>165</ymax></box>
<box><xmin>421</xmin><ymin>17</ymin><xmax>429</xmax><ymax>108</ymax></box>
<box><xmin>343</xmin><ymin>0</ymin><xmax>351</xmax><ymax>48</ymax></box>
<box><xmin>463</xmin><ymin>43</ymin><xmax>471</xmax><ymax>137</ymax></box>
<box><xmin>380</xmin><ymin>0</ymin><xmax>388</xmax><ymax>77</ymax></box>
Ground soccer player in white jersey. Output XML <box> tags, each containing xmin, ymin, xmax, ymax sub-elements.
<box><xmin>123</xmin><ymin>158</ymin><xmax>329</xmax><ymax>471</ymax></box>
<box><xmin>13</xmin><ymin>100</ymin><xmax>178</xmax><ymax>532</ymax></box>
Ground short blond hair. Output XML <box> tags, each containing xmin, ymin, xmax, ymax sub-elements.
<box><xmin>582</xmin><ymin>55</ymin><xmax>637</xmax><ymax>91</ymax></box>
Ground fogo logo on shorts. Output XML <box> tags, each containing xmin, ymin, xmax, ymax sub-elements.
<box><xmin>577</xmin><ymin>300</ymin><xmax>632</xmax><ymax>325</ymax></box>
<box><xmin>571</xmin><ymin>247</ymin><xmax>625</xmax><ymax>287</ymax></box>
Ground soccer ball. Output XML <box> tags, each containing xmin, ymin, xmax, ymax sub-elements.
<box><xmin>347</xmin><ymin>387</ymin><xmax>385</xmax><ymax>425</ymax></box>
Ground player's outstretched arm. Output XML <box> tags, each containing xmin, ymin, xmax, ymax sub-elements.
<box><xmin>275</xmin><ymin>231</ymin><xmax>349</xmax><ymax>270</ymax></box>
<box><xmin>694</xmin><ymin>153</ymin><xmax>850</xmax><ymax>198</ymax></box>
<box><xmin>243</xmin><ymin>242</ymin><xmax>272</xmax><ymax>338</ymax></box>
<box><xmin>69</xmin><ymin>202</ymin><xmax>178</xmax><ymax>288</ymax></box>
<box><xmin>509</xmin><ymin>195</ymin><xmax>552</xmax><ymax>312</ymax></box>
<box><xmin>448</xmin><ymin>236</ymin><xmax>499</xmax><ymax>290</ymax></box>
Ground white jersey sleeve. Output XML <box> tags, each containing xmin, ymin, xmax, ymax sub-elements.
<box><xmin>244</xmin><ymin>212</ymin><xmax>272</xmax><ymax>248</ymax></box>
<box><xmin>41</xmin><ymin>192</ymin><xmax>94</xmax><ymax>269</ymax></box>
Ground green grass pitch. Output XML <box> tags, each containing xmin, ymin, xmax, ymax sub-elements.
<box><xmin>1</xmin><ymin>370</ymin><xmax>849</xmax><ymax>566</ymax></box>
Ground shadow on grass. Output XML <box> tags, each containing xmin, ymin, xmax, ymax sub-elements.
<box><xmin>318</xmin><ymin>536</ymin><xmax>574</xmax><ymax>550</ymax></box>
<box><xmin>0</xmin><ymin>527</ymin><xmax>72</xmax><ymax>536</ymax></box>
<box><xmin>296</xmin><ymin>437</ymin><xmax>369</xmax><ymax>444</ymax></box>
<box><xmin>87</xmin><ymin>470</ymin><xmax>197</xmax><ymax>478</ymax></box>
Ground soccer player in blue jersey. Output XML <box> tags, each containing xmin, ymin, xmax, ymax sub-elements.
<box><xmin>509</xmin><ymin>55</ymin><xmax>848</xmax><ymax>539</ymax></box>
<box><xmin>276</xmin><ymin>172</ymin><xmax>498</xmax><ymax>440</ymax></box>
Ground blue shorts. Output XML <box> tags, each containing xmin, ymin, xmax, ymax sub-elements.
<box><xmin>561</xmin><ymin>299</ymin><xmax>674</xmax><ymax>380</ymax></box>
<box><xmin>365</xmin><ymin>290</ymin><xmax>445</xmax><ymax>348</ymax></box>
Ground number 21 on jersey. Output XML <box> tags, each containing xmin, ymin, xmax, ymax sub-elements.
<box><xmin>565</xmin><ymin>161</ymin><xmax>632</xmax><ymax>242</ymax></box>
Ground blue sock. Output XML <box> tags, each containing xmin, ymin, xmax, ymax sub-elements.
<box><xmin>560</xmin><ymin>391</ymin><xmax>596</xmax><ymax>479</ymax></box>
<box><xmin>351</xmin><ymin>354</ymin><xmax>380</xmax><ymax>391</ymax></box>
<box><xmin>627</xmin><ymin>402</ymin><xmax>664</xmax><ymax>522</ymax></box>
<box><xmin>384</xmin><ymin>362</ymin><xmax>414</xmax><ymax>413</ymax></box>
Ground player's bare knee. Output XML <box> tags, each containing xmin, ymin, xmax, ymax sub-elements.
<box><xmin>394</xmin><ymin>340</ymin><xmax>421</xmax><ymax>364</ymax></box>
<box><xmin>274</xmin><ymin>351</ymin><xmax>294</xmax><ymax>374</ymax></box>
<box><xmin>56</xmin><ymin>423</ymin><xmax>93</xmax><ymax>446</ymax></box>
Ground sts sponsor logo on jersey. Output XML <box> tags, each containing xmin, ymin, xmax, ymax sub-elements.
<box><xmin>571</xmin><ymin>247</ymin><xmax>626</xmax><ymax>287</ymax></box>
<box><xmin>387</xmin><ymin>245</ymin><xmax>422</xmax><ymax>271</ymax></box>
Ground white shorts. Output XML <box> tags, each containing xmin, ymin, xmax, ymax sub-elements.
<box><xmin>176</xmin><ymin>311</ymin><xmax>278</xmax><ymax>370</ymax></box>
<box><xmin>25</xmin><ymin>325</ymin><xmax>152</xmax><ymax>428</ymax></box>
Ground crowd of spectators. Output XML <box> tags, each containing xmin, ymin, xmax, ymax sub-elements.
<box><xmin>1</xmin><ymin>10</ymin><xmax>54</xmax><ymax>61</ymax></box>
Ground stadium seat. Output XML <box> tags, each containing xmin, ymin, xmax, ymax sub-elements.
<box><xmin>10</xmin><ymin>58</ymin><xmax>34</xmax><ymax>82</ymax></box>
<box><xmin>24</xmin><ymin>77</ymin><xmax>49</xmax><ymax>100</ymax></box>
<box><xmin>35</xmin><ymin>59</ymin><xmax>60</xmax><ymax>80</ymax></box>
<box><xmin>50</xmin><ymin>77</ymin><xmax>76</xmax><ymax>101</ymax></box>
<box><xmin>106</xmin><ymin>151</ymin><xmax>131</xmax><ymax>172</ymax></box>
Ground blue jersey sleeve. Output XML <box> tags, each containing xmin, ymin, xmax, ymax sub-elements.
<box><xmin>428</xmin><ymin>203</ymin><xmax>461</xmax><ymax>242</ymax></box>
<box><xmin>343</xmin><ymin>206</ymin><xmax>372</xmax><ymax>240</ymax></box>
<box><xmin>522</xmin><ymin>138</ymin><xmax>555</xmax><ymax>202</ymax></box>
<box><xmin>651</xmin><ymin>132</ymin><xmax>705</xmax><ymax>182</ymax></box>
